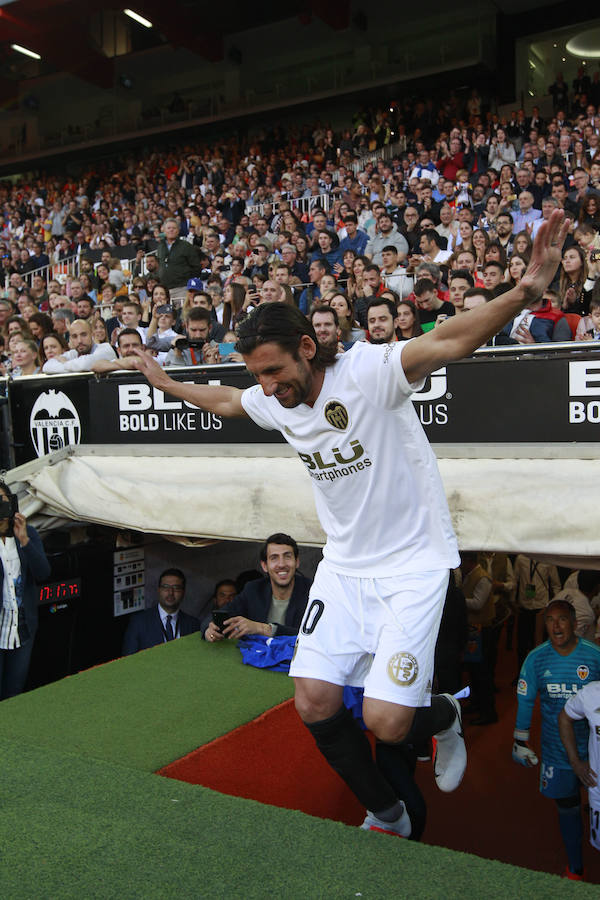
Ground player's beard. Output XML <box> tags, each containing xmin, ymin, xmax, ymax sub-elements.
<box><xmin>274</xmin><ymin>359</ymin><xmax>313</xmax><ymax>408</ymax></box>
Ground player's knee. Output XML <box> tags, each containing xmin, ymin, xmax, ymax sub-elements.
<box><xmin>363</xmin><ymin>707</ymin><xmax>414</xmax><ymax>743</ymax></box>
<box><xmin>294</xmin><ymin>681</ymin><xmax>340</xmax><ymax>724</ymax></box>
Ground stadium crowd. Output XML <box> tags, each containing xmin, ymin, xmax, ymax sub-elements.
<box><xmin>1</xmin><ymin>76</ymin><xmax>600</xmax><ymax>375</ymax></box>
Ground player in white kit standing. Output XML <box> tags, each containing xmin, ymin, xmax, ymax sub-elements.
<box><xmin>134</xmin><ymin>211</ymin><xmax>570</xmax><ymax>837</ymax></box>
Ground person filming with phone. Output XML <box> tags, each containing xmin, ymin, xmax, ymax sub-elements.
<box><xmin>204</xmin><ymin>533</ymin><xmax>311</xmax><ymax>642</ymax></box>
<box><xmin>0</xmin><ymin>482</ymin><xmax>50</xmax><ymax>700</ymax></box>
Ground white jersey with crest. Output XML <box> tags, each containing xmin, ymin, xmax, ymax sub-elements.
<box><xmin>241</xmin><ymin>341</ymin><xmax>459</xmax><ymax>577</ymax></box>
<box><xmin>564</xmin><ymin>681</ymin><xmax>600</xmax><ymax>806</ymax></box>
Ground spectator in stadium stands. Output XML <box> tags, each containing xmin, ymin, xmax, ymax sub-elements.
<box><xmin>39</xmin><ymin>332</ymin><xmax>69</xmax><ymax>367</ymax></box>
<box><xmin>0</xmin><ymin>481</ymin><xmax>50</xmax><ymax>700</ymax></box>
<box><xmin>157</xmin><ymin>218</ymin><xmax>202</xmax><ymax>290</ymax></box>
<box><xmin>512</xmin><ymin>191</ymin><xmax>542</xmax><ymax>234</ymax></box>
<box><xmin>413</xmin><ymin>278</ymin><xmax>454</xmax><ymax>330</ymax></box>
<box><xmin>164</xmin><ymin>308</ymin><xmax>220</xmax><ymax>366</ymax></box>
<box><xmin>482</xmin><ymin>261</ymin><xmax>505</xmax><ymax>294</ymax></box>
<box><xmin>488</xmin><ymin>128</ymin><xmax>516</xmax><ymax>171</ymax></box>
<box><xmin>203</xmin><ymin>533</ymin><xmax>311</xmax><ymax>642</ymax></box>
<box><xmin>299</xmin><ymin>259</ymin><xmax>328</xmax><ymax>314</ymax></box>
<box><xmin>91</xmin><ymin>329</ymin><xmax>146</xmax><ymax>373</ymax></box>
<box><xmin>328</xmin><ymin>293</ymin><xmax>365</xmax><ymax>344</ymax></box>
<box><xmin>11</xmin><ymin>338</ymin><xmax>41</xmax><ymax>377</ymax></box>
<box><xmin>560</xmin><ymin>246</ymin><xmax>592</xmax><ymax>315</ymax></box>
<box><xmin>309</xmin><ymin>305</ymin><xmax>343</xmax><ymax>353</ymax></box>
<box><xmin>396</xmin><ymin>300</ymin><xmax>423</xmax><ymax>340</ymax></box>
<box><xmin>310</xmin><ymin>230</ymin><xmax>343</xmax><ymax>270</ymax></box>
<box><xmin>365</xmin><ymin>211</ymin><xmax>408</xmax><ymax>265</ymax></box>
<box><xmin>280</xmin><ymin>243</ymin><xmax>309</xmax><ymax>283</ymax></box>
<box><xmin>366</xmin><ymin>297</ymin><xmax>399</xmax><ymax>344</ymax></box>
<box><xmin>51</xmin><ymin>309</ymin><xmax>74</xmax><ymax>340</ymax></box>
<box><xmin>419</xmin><ymin>229</ymin><xmax>452</xmax><ymax>265</ymax></box>
<box><xmin>339</xmin><ymin>214</ymin><xmax>369</xmax><ymax>257</ymax></box>
<box><xmin>42</xmin><ymin>318</ymin><xmax>115</xmax><ymax>374</ymax></box>
<box><xmin>122</xmin><ymin>568</ymin><xmax>201</xmax><ymax>656</ymax></box>
<box><xmin>448</xmin><ymin>270</ymin><xmax>474</xmax><ymax>314</ymax></box>
<box><xmin>380</xmin><ymin>245</ymin><xmax>409</xmax><ymax>297</ymax></box>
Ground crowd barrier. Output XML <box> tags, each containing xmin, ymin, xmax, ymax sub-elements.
<box><xmin>246</xmin><ymin>193</ymin><xmax>335</xmax><ymax>218</ymax></box>
<box><xmin>4</xmin><ymin>346</ymin><xmax>600</xmax><ymax>470</ymax></box>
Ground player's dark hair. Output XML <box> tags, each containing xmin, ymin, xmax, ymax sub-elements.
<box><xmin>310</xmin><ymin>305</ymin><xmax>339</xmax><ymax>326</ymax></box>
<box><xmin>235</xmin><ymin>303</ymin><xmax>337</xmax><ymax>370</ymax></box>
<box><xmin>117</xmin><ymin>328</ymin><xmax>143</xmax><ymax>347</ymax></box>
<box><xmin>260</xmin><ymin>533</ymin><xmax>299</xmax><ymax>562</ymax></box>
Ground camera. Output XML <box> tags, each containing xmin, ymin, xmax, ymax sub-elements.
<box><xmin>174</xmin><ymin>337</ymin><xmax>205</xmax><ymax>350</ymax></box>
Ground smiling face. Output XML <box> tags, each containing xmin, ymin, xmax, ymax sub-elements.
<box><xmin>261</xmin><ymin>542</ymin><xmax>299</xmax><ymax>590</ymax></box>
<box><xmin>244</xmin><ymin>339</ymin><xmax>319</xmax><ymax>408</ymax></box>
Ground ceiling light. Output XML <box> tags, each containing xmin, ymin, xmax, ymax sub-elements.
<box><xmin>566</xmin><ymin>29</ymin><xmax>600</xmax><ymax>59</ymax></box>
<box><xmin>11</xmin><ymin>43</ymin><xmax>41</xmax><ymax>60</ymax></box>
<box><xmin>124</xmin><ymin>8</ymin><xmax>152</xmax><ymax>28</ymax></box>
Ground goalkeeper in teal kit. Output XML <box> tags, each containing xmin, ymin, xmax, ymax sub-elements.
<box><xmin>512</xmin><ymin>598</ymin><xmax>600</xmax><ymax>880</ymax></box>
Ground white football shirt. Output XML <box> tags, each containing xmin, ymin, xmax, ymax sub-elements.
<box><xmin>241</xmin><ymin>341</ymin><xmax>459</xmax><ymax>577</ymax></box>
<box><xmin>564</xmin><ymin>680</ymin><xmax>600</xmax><ymax>806</ymax></box>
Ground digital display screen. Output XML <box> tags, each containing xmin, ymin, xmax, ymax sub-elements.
<box><xmin>38</xmin><ymin>579</ymin><xmax>82</xmax><ymax>605</ymax></box>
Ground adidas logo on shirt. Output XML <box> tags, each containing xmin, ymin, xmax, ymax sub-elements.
<box><xmin>543</xmin><ymin>670</ymin><xmax>552</xmax><ymax>677</ymax></box>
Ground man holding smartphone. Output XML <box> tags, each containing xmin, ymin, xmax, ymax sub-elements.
<box><xmin>204</xmin><ymin>534</ymin><xmax>311</xmax><ymax>641</ymax></box>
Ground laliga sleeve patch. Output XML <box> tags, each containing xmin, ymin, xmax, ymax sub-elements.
<box><xmin>517</xmin><ymin>678</ymin><xmax>528</xmax><ymax>696</ymax></box>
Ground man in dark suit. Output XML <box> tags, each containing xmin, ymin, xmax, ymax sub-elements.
<box><xmin>204</xmin><ymin>533</ymin><xmax>311</xmax><ymax>641</ymax></box>
<box><xmin>122</xmin><ymin>568</ymin><xmax>201</xmax><ymax>655</ymax></box>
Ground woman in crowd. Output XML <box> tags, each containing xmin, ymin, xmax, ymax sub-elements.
<box><xmin>39</xmin><ymin>332</ymin><xmax>69</xmax><ymax>366</ymax></box>
<box><xmin>347</xmin><ymin>255</ymin><xmax>370</xmax><ymax>304</ymax></box>
<box><xmin>223</xmin><ymin>282</ymin><xmax>247</xmax><ymax>330</ymax></box>
<box><xmin>472</xmin><ymin>228</ymin><xmax>490</xmax><ymax>270</ymax></box>
<box><xmin>512</xmin><ymin>230</ymin><xmax>533</xmax><ymax>262</ymax></box>
<box><xmin>92</xmin><ymin>318</ymin><xmax>110</xmax><ymax>345</ymax></box>
<box><xmin>395</xmin><ymin>299</ymin><xmax>423</xmax><ymax>341</ymax></box>
<box><xmin>95</xmin><ymin>263</ymin><xmax>110</xmax><ymax>293</ymax></box>
<box><xmin>506</xmin><ymin>254</ymin><xmax>528</xmax><ymax>288</ymax></box>
<box><xmin>329</xmin><ymin>293</ymin><xmax>366</xmax><ymax>344</ymax></box>
<box><xmin>559</xmin><ymin>245</ymin><xmax>592</xmax><ymax>315</ymax></box>
<box><xmin>11</xmin><ymin>338</ymin><xmax>41</xmax><ymax>377</ymax></box>
<box><xmin>484</xmin><ymin>243</ymin><xmax>507</xmax><ymax>270</ymax></box>
<box><xmin>28</xmin><ymin>313</ymin><xmax>53</xmax><ymax>345</ymax></box>
<box><xmin>579</xmin><ymin>195</ymin><xmax>600</xmax><ymax>230</ymax></box>
<box><xmin>337</xmin><ymin>249</ymin><xmax>356</xmax><ymax>287</ymax></box>
<box><xmin>454</xmin><ymin>220</ymin><xmax>475</xmax><ymax>256</ymax></box>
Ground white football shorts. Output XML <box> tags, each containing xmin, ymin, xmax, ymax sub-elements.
<box><xmin>289</xmin><ymin>560</ymin><xmax>449</xmax><ymax>707</ymax></box>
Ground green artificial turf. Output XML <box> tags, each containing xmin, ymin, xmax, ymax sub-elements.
<box><xmin>1</xmin><ymin>734</ymin><xmax>594</xmax><ymax>900</ymax></box>
<box><xmin>0</xmin><ymin>636</ymin><xmax>294</xmax><ymax>772</ymax></box>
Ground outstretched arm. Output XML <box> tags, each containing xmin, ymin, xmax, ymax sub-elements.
<box><xmin>402</xmin><ymin>210</ymin><xmax>570</xmax><ymax>383</ymax></box>
<box><xmin>132</xmin><ymin>348</ymin><xmax>248</xmax><ymax>418</ymax></box>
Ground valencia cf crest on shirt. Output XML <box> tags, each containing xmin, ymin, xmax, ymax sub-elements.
<box><xmin>324</xmin><ymin>399</ymin><xmax>349</xmax><ymax>430</ymax></box>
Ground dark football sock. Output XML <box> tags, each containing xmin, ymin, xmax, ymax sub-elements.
<box><xmin>556</xmin><ymin>798</ymin><xmax>583</xmax><ymax>874</ymax></box>
<box><xmin>375</xmin><ymin>741</ymin><xmax>426</xmax><ymax>840</ymax></box>
<box><xmin>404</xmin><ymin>695</ymin><xmax>456</xmax><ymax>746</ymax></box>
<box><xmin>304</xmin><ymin>705</ymin><xmax>399</xmax><ymax>816</ymax></box>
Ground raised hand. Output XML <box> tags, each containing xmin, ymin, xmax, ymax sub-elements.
<box><xmin>520</xmin><ymin>209</ymin><xmax>570</xmax><ymax>302</ymax></box>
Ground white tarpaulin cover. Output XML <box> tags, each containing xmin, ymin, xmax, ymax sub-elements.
<box><xmin>10</xmin><ymin>445</ymin><xmax>600</xmax><ymax>565</ymax></box>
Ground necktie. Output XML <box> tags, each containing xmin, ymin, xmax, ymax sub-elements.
<box><xmin>165</xmin><ymin>615</ymin><xmax>175</xmax><ymax>641</ymax></box>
